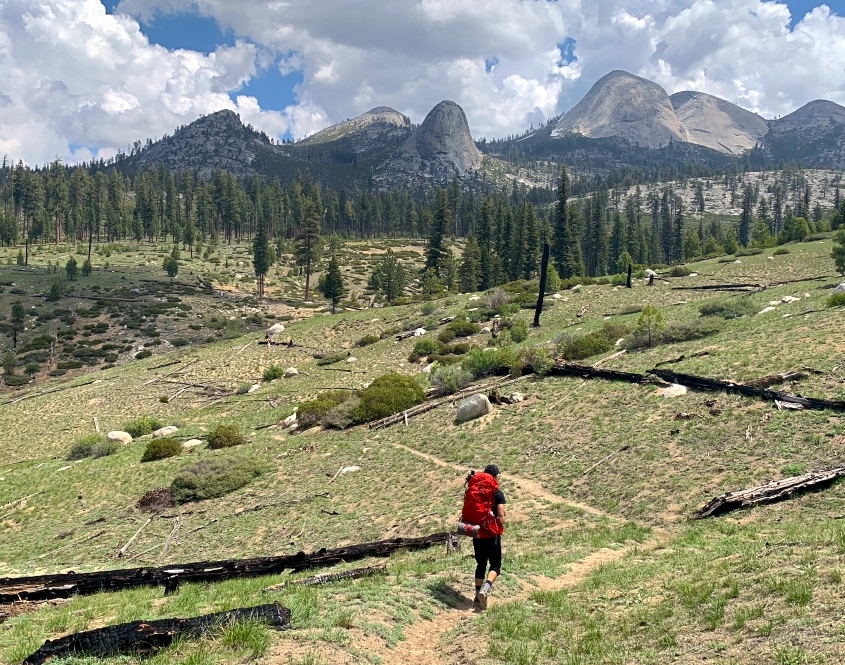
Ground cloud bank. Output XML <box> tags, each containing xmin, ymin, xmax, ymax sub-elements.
<box><xmin>1</xmin><ymin>0</ymin><xmax>844</xmax><ymax>164</ymax></box>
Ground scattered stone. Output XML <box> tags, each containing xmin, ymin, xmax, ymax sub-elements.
<box><xmin>660</xmin><ymin>384</ymin><xmax>688</xmax><ymax>398</ymax></box>
<box><xmin>733</xmin><ymin>260</ymin><xmax>741</xmax><ymax>264</ymax></box>
<box><xmin>645</xmin><ymin>269</ymin><xmax>657</xmax><ymax>278</ymax></box>
<box><xmin>689</xmin><ymin>272</ymin><xmax>698</xmax><ymax>277</ymax></box>
<box><xmin>283</xmin><ymin>411</ymin><xmax>298</xmax><ymax>428</ymax></box>
<box><xmin>107</xmin><ymin>431</ymin><xmax>133</xmax><ymax>445</ymax></box>
<box><xmin>182</xmin><ymin>439</ymin><xmax>203</xmax><ymax>449</ymax></box>
<box><xmin>572</xmin><ymin>284</ymin><xmax>582</xmax><ymax>291</ymax></box>
<box><xmin>768</xmin><ymin>301</ymin><xmax>781</xmax><ymax>307</ymax></box>
<box><xmin>468</xmin><ymin>296</ymin><xmax>480</xmax><ymax>301</ymax></box>
<box><xmin>248</xmin><ymin>384</ymin><xmax>261</xmax><ymax>393</ymax></box>
<box><xmin>346</xmin><ymin>357</ymin><xmax>357</xmax><ymax>363</ymax></box>
<box><xmin>413</xmin><ymin>328</ymin><xmax>426</xmax><ymax>337</ymax></box>
<box><xmin>757</xmin><ymin>307</ymin><xmax>777</xmax><ymax>315</ymax></box>
<box><xmin>781</xmin><ymin>296</ymin><xmax>800</xmax><ymax>304</ymax></box>
<box><xmin>552</xmin><ymin>293</ymin><xmax>562</xmax><ymax>300</ymax></box>
<box><xmin>481</xmin><ymin>327</ymin><xmax>491</xmax><ymax>333</ymax></box>
<box><xmin>284</xmin><ymin>368</ymin><xmax>299</xmax><ymax>378</ymax></box>
<box><xmin>767</xmin><ymin>256</ymin><xmax>775</xmax><ymax>260</ymax></box>
<box><xmin>153</xmin><ymin>426</ymin><xmax>179</xmax><ymax>438</ymax></box>
<box><xmin>456</xmin><ymin>394</ymin><xmax>492</xmax><ymax>423</ymax></box>
<box><xmin>422</xmin><ymin>363</ymin><xmax>435</xmax><ymax>374</ymax></box>
<box><xmin>507</xmin><ymin>392</ymin><xmax>526</xmax><ymax>403</ymax></box>
<box><xmin>266</xmin><ymin>323</ymin><xmax>286</xmax><ymax>337</ymax></box>
<box><xmin>340</xmin><ymin>466</ymin><xmax>361</xmax><ymax>475</ymax></box>
<box><xmin>832</xmin><ymin>282</ymin><xmax>845</xmax><ymax>296</ymax></box>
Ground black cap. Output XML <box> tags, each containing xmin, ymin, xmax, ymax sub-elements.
<box><xmin>484</xmin><ymin>464</ymin><xmax>500</xmax><ymax>478</ymax></box>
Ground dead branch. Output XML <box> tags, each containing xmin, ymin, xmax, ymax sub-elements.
<box><xmin>0</xmin><ymin>533</ymin><xmax>449</xmax><ymax>604</ymax></box>
<box><xmin>592</xmin><ymin>350</ymin><xmax>626</xmax><ymax>367</ymax></box>
<box><xmin>22</xmin><ymin>603</ymin><xmax>291</xmax><ymax>665</ymax></box>
<box><xmin>118</xmin><ymin>517</ymin><xmax>153</xmax><ymax>558</ymax></box>
<box><xmin>691</xmin><ymin>466</ymin><xmax>845</xmax><ymax>519</ymax></box>
<box><xmin>582</xmin><ymin>446</ymin><xmax>631</xmax><ymax>476</ymax></box>
<box><xmin>263</xmin><ymin>564</ymin><xmax>386</xmax><ymax>592</ymax></box>
<box><xmin>1</xmin><ymin>380</ymin><xmax>99</xmax><ymax>407</ymax></box>
<box><xmin>33</xmin><ymin>530</ymin><xmax>107</xmax><ymax>562</ymax></box>
<box><xmin>577</xmin><ymin>303</ymin><xmax>593</xmax><ymax>317</ymax></box>
<box><xmin>158</xmin><ymin>517</ymin><xmax>183</xmax><ymax>563</ymax></box>
<box><xmin>744</xmin><ymin>371</ymin><xmax>808</xmax><ymax>389</ymax></box>
<box><xmin>224</xmin><ymin>341</ymin><xmax>254</xmax><ymax>364</ymax></box>
<box><xmin>653</xmin><ymin>351</ymin><xmax>711</xmax><ymax>367</ymax></box>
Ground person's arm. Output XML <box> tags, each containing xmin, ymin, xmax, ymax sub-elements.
<box><xmin>496</xmin><ymin>502</ymin><xmax>506</xmax><ymax>525</ymax></box>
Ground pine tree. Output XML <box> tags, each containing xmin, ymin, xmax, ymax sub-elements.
<box><xmin>520</xmin><ymin>202</ymin><xmax>540</xmax><ymax>280</ymax></box>
<box><xmin>832</xmin><ymin>228</ymin><xmax>845</xmax><ymax>275</ymax></box>
<box><xmin>609</xmin><ymin>209</ymin><xmax>626</xmax><ymax>271</ymax></box>
<box><xmin>739</xmin><ymin>185</ymin><xmax>754</xmax><ymax>247</ymax></box>
<box><xmin>459</xmin><ymin>234</ymin><xmax>482</xmax><ymax>292</ymax></box>
<box><xmin>553</xmin><ymin>168</ymin><xmax>583</xmax><ymax>278</ymax></box>
<box><xmin>295</xmin><ymin>202</ymin><xmax>323</xmax><ymax>301</ymax></box>
<box><xmin>672</xmin><ymin>202</ymin><xmax>684</xmax><ymax>263</ymax></box>
<box><xmin>440</xmin><ymin>248</ymin><xmax>458</xmax><ymax>292</ymax></box>
<box><xmin>369</xmin><ymin>248</ymin><xmax>406</xmax><ymax>303</ymax></box>
<box><xmin>65</xmin><ymin>256</ymin><xmax>78</xmax><ymax>281</ymax></box>
<box><xmin>420</xmin><ymin>268</ymin><xmax>443</xmax><ymax>300</ymax></box>
<box><xmin>426</xmin><ymin>190</ymin><xmax>450</xmax><ymax>275</ymax></box>
<box><xmin>321</xmin><ymin>254</ymin><xmax>346</xmax><ymax>312</ymax></box>
<box><xmin>253</xmin><ymin>221</ymin><xmax>272</xmax><ymax>299</ymax></box>
<box><xmin>163</xmin><ymin>246</ymin><xmax>179</xmax><ymax>278</ymax></box>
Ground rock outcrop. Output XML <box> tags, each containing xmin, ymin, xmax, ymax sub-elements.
<box><xmin>769</xmin><ymin>100</ymin><xmax>845</xmax><ymax>133</ymax></box>
<box><xmin>552</xmin><ymin>71</ymin><xmax>689</xmax><ymax>148</ymax></box>
<box><xmin>375</xmin><ymin>101</ymin><xmax>484</xmax><ymax>187</ymax></box>
<box><xmin>456</xmin><ymin>394</ymin><xmax>492</xmax><ymax>424</ymax></box>
<box><xmin>671</xmin><ymin>91</ymin><xmax>768</xmax><ymax>155</ymax></box>
<box><xmin>299</xmin><ymin>106</ymin><xmax>412</xmax><ymax>152</ymax></box>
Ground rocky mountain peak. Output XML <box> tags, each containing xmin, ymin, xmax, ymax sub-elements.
<box><xmin>373</xmin><ymin>100</ymin><xmax>483</xmax><ymax>188</ymax></box>
<box><xmin>670</xmin><ymin>91</ymin><xmax>768</xmax><ymax>155</ymax></box>
<box><xmin>552</xmin><ymin>70</ymin><xmax>689</xmax><ymax>148</ymax></box>
<box><xmin>299</xmin><ymin>106</ymin><xmax>411</xmax><ymax>148</ymax></box>
<box><xmin>770</xmin><ymin>100</ymin><xmax>845</xmax><ymax>133</ymax></box>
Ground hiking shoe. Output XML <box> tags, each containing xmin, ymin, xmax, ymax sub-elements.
<box><xmin>472</xmin><ymin>596</ymin><xmax>480</xmax><ymax>609</ymax></box>
<box><xmin>477</xmin><ymin>586</ymin><xmax>489</xmax><ymax>610</ymax></box>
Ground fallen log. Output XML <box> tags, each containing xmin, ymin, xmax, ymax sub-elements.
<box><xmin>0</xmin><ymin>533</ymin><xmax>449</xmax><ymax>604</ymax></box>
<box><xmin>651</xmin><ymin>369</ymin><xmax>845</xmax><ymax>412</ymax></box>
<box><xmin>670</xmin><ymin>283</ymin><xmax>762</xmax><ymax>291</ymax></box>
<box><xmin>22</xmin><ymin>602</ymin><xmax>291</xmax><ymax>665</ymax></box>
<box><xmin>547</xmin><ymin>361</ymin><xmax>646</xmax><ymax>384</ymax></box>
<box><xmin>691</xmin><ymin>467</ymin><xmax>845</xmax><ymax>519</ymax></box>
<box><xmin>744</xmin><ymin>371</ymin><xmax>808</xmax><ymax>389</ymax></box>
<box><xmin>263</xmin><ymin>564</ymin><xmax>386</xmax><ymax>592</ymax></box>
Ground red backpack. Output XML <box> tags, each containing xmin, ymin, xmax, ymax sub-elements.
<box><xmin>458</xmin><ymin>472</ymin><xmax>503</xmax><ymax>538</ymax></box>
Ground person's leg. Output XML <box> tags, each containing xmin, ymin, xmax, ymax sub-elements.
<box><xmin>478</xmin><ymin>537</ymin><xmax>502</xmax><ymax>609</ymax></box>
<box><xmin>472</xmin><ymin>538</ymin><xmax>489</xmax><ymax>603</ymax></box>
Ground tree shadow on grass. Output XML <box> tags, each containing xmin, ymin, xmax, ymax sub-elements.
<box><xmin>426</xmin><ymin>580</ymin><xmax>474</xmax><ymax>611</ymax></box>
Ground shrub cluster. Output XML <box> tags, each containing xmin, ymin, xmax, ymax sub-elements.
<box><xmin>171</xmin><ymin>458</ymin><xmax>266</xmax><ymax>504</ymax></box>
<box><xmin>437</xmin><ymin>320</ymin><xmax>480</xmax><ymax>344</ymax></box>
<box><xmin>461</xmin><ymin>347</ymin><xmax>519</xmax><ymax>378</ymax></box>
<box><xmin>557</xmin><ymin>322</ymin><xmax>631</xmax><ymax>361</ymax></box>
<box><xmin>827</xmin><ymin>293</ymin><xmax>845</xmax><ymax>308</ymax></box>
<box><xmin>315</xmin><ymin>352</ymin><xmax>347</xmax><ymax>366</ymax></box>
<box><xmin>352</xmin><ymin>373</ymin><xmax>425</xmax><ymax>423</ymax></box>
<box><xmin>66</xmin><ymin>435</ymin><xmax>119</xmax><ymax>461</ymax></box>
<box><xmin>735</xmin><ymin>247</ymin><xmax>764</xmax><ymax>257</ymax></box>
<box><xmin>141</xmin><ymin>438</ymin><xmax>182</xmax><ymax>462</ymax></box>
<box><xmin>123</xmin><ymin>416</ymin><xmax>165</xmax><ymax>439</ymax></box>
<box><xmin>668</xmin><ymin>265</ymin><xmax>692</xmax><ymax>277</ymax></box>
<box><xmin>136</xmin><ymin>487</ymin><xmax>174</xmax><ymax>513</ymax></box>
<box><xmin>263</xmin><ymin>364</ymin><xmax>285</xmax><ymax>381</ymax></box>
<box><xmin>699</xmin><ymin>298</ymin><xmax>757</xmax><ymax>319</ymax></box>
<box><xmin>207</xmin><ymin>424</ymin><xmax>246</xmax><ymax>449</ymax></box>
<box><xmin>357</xmin><ymin>334</ymin><xmax>380</xmax><ymax>347</ymax></box>
<box><xmin>626</xmin><ymin>317</ymin><xmax>724</xmax><ymax>350</ymax></box>
<box><xmin>298</xmin><ymin>391</ymin><xmax>352</xmax><ymax>429</ymax></box>
<box><xmin>429</xmin><ymin>364</ymin><xmax>474</xmax><ymax>395</ymax></box>
<box><xmin>772</xmin><ymin>248</ymin><xmax>790</xmax><ymax>256</ymax></box>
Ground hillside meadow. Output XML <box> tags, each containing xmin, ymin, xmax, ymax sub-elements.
<box><xmin>0</xmin><ymin>237</ymin><xmax>844</xmax><ymax>665</ymax></box>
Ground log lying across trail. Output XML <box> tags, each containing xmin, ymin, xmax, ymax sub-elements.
<box><xmin>0</xmin><ymin>533</ymin><xmax>449</xmax><ymax>604</ymax></box>
<box><xmin>23</xmin><ymin>602</ymin><xmax>290</xmax><ymax>665</ymax></box>
<box><xmin>691</xmin><ymin>467</ymin><xmax>845</xmax><ymax>519</ymax></box>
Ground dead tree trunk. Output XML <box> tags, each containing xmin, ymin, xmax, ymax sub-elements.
<box><xmin>533</xmin><ymin>243</ymin><xmax>550</xmax><ymax>328</ymax></box>
<box><xmin>0</xmin><ymin>533</ymin><xmax>449</xmax><ymax>604</ymax></box>
<box><xmin>23</xmin><ymin>602</ymin><xmax>291</xmax><ymax>665</ymax></box>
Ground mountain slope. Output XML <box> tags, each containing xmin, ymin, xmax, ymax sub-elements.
<box><xmin>552</xmin><ymin>70</ymin><xmax>689</xmax><ymax>148</ymax></box>
<box><xmin>765</xmin><ymin>100</ymin><xmax>845</xmax><ymax>167</ymax></box>
<box><xmin>374</xmin><ymin>100</ymin><xmax>484</xmax><ymax>187</ymax></box>
<box><xmin>298</xmin><ymin>106</ymin><xmax>413</xmax><ymax>151</ymax></box>
<box><xmin>671</xmin><ymin>91</ymin><xmax>768</xmax><ymax>155</ymax></box>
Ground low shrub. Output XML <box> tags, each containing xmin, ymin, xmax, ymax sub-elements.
<box><xmin>207</xmin><ymin>424</ymin><xmax>247</xmax><ymax>449</ymax></box>
<box><xmin>506</xmin><ymin>318</ymin><xmax>529</xmax><ymax>343</ymax></box>
<box><xmin>668</xmin><ymin>265</ymin><xmax>692</xmax><ymax>277</ymax></box>
<box><xmin>659</xmin><ymin>318</ymin><xmax>724</xmax><ymax>344</ymax></box>
<box><xmin>92</xmin><ymin>439</ymin><xmax>119</xmax><ymax>459</ymax></box>
<box><xmin>136</xmin><ymin>487</ymin><xmax>174</xmax><ymax>513</ymax></box>
<box><xmin>123</xmin><ymin>416</ymin><xmax>165</xmax><ymax>439</ymax></box>
<box><xmin>135</xmin><ymin>350</ymin><xmax>152</xmax><ymax>360</ymax></box>
<box><xmin>236</xmin><ymin>383</ymin><xmax>253</xmax><ymax>395</ymax></box>
<box><xmin>315</xmin><ymin>352</ymin><xmax>347</xmax><ymax>366</ymax></box>
<box><xmin>298</xmin><ymin>391</ymin><xmax>352</xmax><ymax>429</ymax></box>
<box><xmin>171</xmin><ymin>458</ymin><xmax>266</xmax><ymax>504</ymax></box>
<box><xmin>263</xmin><ymin>364</ymin><xmax>285</xmax><ymax>381</ymax></box>
<box><xmin>462</xmin><ymin>347</ymin><xmax>519</xmax><ymax>378</ymax></box>
<box><xmin>735</xmin><ymin>247</ymin><xmax>764</xmax><ymax>256</ymax></box>
<box><xmin>357</xmin><ymin>334</ymin><xmax>379</xmax><ymax>347</ymax></box>
<box><xmin>430</xmin><ymin>364</ymin><xmax>474</xmax><ymax>395</ymax></box>
<box><xmin>352</xmin><ymin>373</ymin><xmax>426</xmax><ymax>423</ymax></box>
<box><xmin>557</xmin><ymin>333</ymin><xmax>614</xmax><ymax>361</ymax></box>
<box><xmin>437</xmin><ymin>328</ymin><xmax>456</xmax><ymax>344</ymax></box>
<box><xmin>141</xmin><ymin>438</ymin><xmax>182</xmax><ymax>462</ymax></box>
<box><xmin>515</xmin><ymin>346</ymin><xmax>555</xmax><ymax>375</ymax></box>
<box><xmin>827</xmin><ymin>293</ymin><xmax>845</xmax><ymax>308</ymax></box>
<box><xmin>66</xmin><ymin>435</ymin><xmax>102</xmax><ymax>460</ymax></box>
<box><xmin>322</xmin><ymin>396</ymin><xmax>362</xmax><ymax>430</ymax></box>
<box><xmin>445</xmin><ymin>320</ymin><xmax>480</xmax><ymax>338</ymax></box>
<box><xmin>4</xmin><ymin>374</ymin><xmax>30</xmax><ymax>387</ymax></box>
<box><xmin>773</xmin><ymin>248</ymin><xmax>790</xmax><ymax>256</ymax></box>
<box><xmin>171</xmin><ymin>338</ymin><xmax>189</xmax><ymax>347</ymax></box>
<box><xmin>413</xmin><ymin>338</ymin><xmax>442</xmax><ymax>357</ymax></box>
<box><xmin>699</xmin><ymin>297</ymin><xmax>757</xmax><ymax>319</ymax></box>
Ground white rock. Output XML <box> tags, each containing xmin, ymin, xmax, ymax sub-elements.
<box><xmin>235</xmin><ymin>273</ymin><xmax>244</xmax><ymax>280</ymax></box>
<box><xmin>153</xmin><ymin>426</ymin><xmax>179</xmax><ymax>438</ymax></box>
<box><xmin>284</xmin><ymin>411</ymin><xmax>298</xmax><ymax>427</ymax></box>
<box><xmin>107</xmin><ymin>431</ymin><xmax>133</xmax><ymax>445</ymax></box>
<box><xmin>768</xmin><ymin>301</ymin><xmax>781</xmax><ymax>307</ymax></box>
<box><xmin>832</xmin><ymin>282</ymin><xmax>845</xmax><ymax>296</ymax></box>
<box><xmin>615</xmin><ymin>338</ymin><xmax>625</xmax><ymax>347</ymax></box>
<box><xmin>508</xmin><ymin>392</ymin><xmax>525</xmax><ymax>403</ymax></box>
<box><xmin>266</xmin><ymin>323</ymin><xmax>286</xmax><ymax>336</ymax></box>
<box><xmin>781</xmin><ymin>296</ymin><xmax>800</xmax><ymax>304</ymax></box>
<box><xmin>689</xmin><ymin>272</ymin><xmax>698</xmax><ymax>277</ymax></box>
<box><xmin>182</xmin><ymin>439</ymin><xmax>203</xmax><ymax>449</ymax></box>
<box><xmin>413</xmin><ymin>328</ymin><xmax>427</xmax><ymax>337</ymax></box>
<box><xmin>645</xmin><ymin>269</ymin><xmax>657</xmax><ymax>277</ymax></box>
<box><xmin>346</xmin><ymin>357</ymin><xmax>357</xmax><ymax>363</ymax></box>
<box><xmin>767</xmin><ymin>256</ymin><xmax>775</xmax><ymax>260</ymax></box>
<box><xmin>248</xmin><ymin>384</ymin><xmax>261</xmax><ymax>393</ymax></box>
<box><xmin>456</xmin><ymin>394</ymin><xmax>492</xmax><ymax>424</ymax></box>
<box><xmin>468</xmin><ymin>296</ymin><xmax>480</xmax><ymax>301</ymax></box>
<box><xmin>340</xmin><ymin>466</ymin><xmax>361</xmax><ymax>475</ymax></box>
<box><xmin>481</xmin><ymin>327</ymin><xmax>491</xmax><ymax>333</ymax></box>
<box><xmin>552</xmin><ymin>293</ymin><xmax>562</xmax><ymax>300</ymax></box>
<box><xmin>661</xmin><ymin>384</ymin><xmax>688</xmax><ymax>398</ymax></box>
<box><xmin>572</xmin><ymin>284</ymin><xmax>583</xmax><ymax>291</ymax></box>
<box><xmin>734</xmin><ymin>260</ymin><xmax>741</xmax><ymax>264</ymax></box>
<box><xmin>757</xmin><ymin>307</ymin><xmax>777</xmax><ymax>315</ymax></box>
<box><xmin>422</xmin><ymin>363</ymin><xmax>435</xmax><ymax>374</ymax></box>
<box><xmin>284</xmin><ymin>367</ymin><xmax>299</xmax><ymax>378</ymax></box>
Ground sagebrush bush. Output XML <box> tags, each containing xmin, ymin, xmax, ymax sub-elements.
<box><xmin>413</xmin><ymin>338</ymin><xmax>442</xmax><ymax>357</ymax></box>
<box><xmin>207</xmin><ymin>424</ymin><xmax>247</xmax><ymax>449</ymax></box>
<box><xmin>462</xmin><ymin>347</ymin><xmax>519</xmax><ymax>378</ymax></box>
<box><xmin>263</xmin><ymin>364</ymin><xmax>285</xmax><ymax>381</ymax></box>
<box><xmin>66</xmin><ymin>435</ymin><xmax>102</xmax><ymax>461</ymax></box>
<box><xmin>123</xmin><ymin>416</ymin><xmax>165</xmax><ymax>439</ymax></box>
<box><xmin>507</xmin><ymin>318</ymin><xmax>529</xmax><ymax>343</ymax></box>
<box><xmin>352</xmin><ymin>373</ymin><xmax>426</xmax><ymax>423</ymax></box>
<box><xmin>668</xmin><ymin>265</ymin><xmax>692</xmax><ymax>277</ymax></box>
<box><xmin>171</xmin><ymin>458</ymin><xmax>265</xmax><ymax>504</ymax></box>
<box><xmin>357</xmin><ymin>334</ymin><xmax>379</xmax><ymax>347</ymax></box>
<box><xmin>445</xmin><ymin>320</ymin><xmax>480</xmax><ymax>338</ymax></box>
<box><xmin>659</xmin><ymin>318</ymin><xmax>724</xmax><ymax>344</ymax></box>
<box><xmin>315</xmin><ymin>352</ymin><xmax>347</xmax><ymax>366</ymax></box>
<box><xmin>827</xmin><ymin>293</ymin><xmax>845</xmax><ymax>308</ymax></box>
<box><xmin>736</xmin><ymin>247</ymin><xmax>764</xmax><ymax>256</ymax></box>
<box><xmin>773</xmin><ymin>247</ymin><xmax>790</xmax><ymax>256</ymax></box>
<box><xmin>141</xmin><ymin>438</ymin><xmax>182</xmax><ymax>462</ymax></box>
<box><xmin>557</xmin><ymin>333</ymin><xmax>613</xmax><ymax>361</ymax></box>
<box><xmin>699</xmin><ymin>298</ymin><xmax>757</xmax><ymax>319</ymax></box>
<box><xmin>322</xmin><ymin>396</ymin><xmax>362</xmax><ymax>429</ymax></box>
<box><xmin>92</xmin><ymin>440</ymin><xmax>119</xmax><ymax>459</ymax></box>
<box><xmin>298</xmin><ymin>391</ymin><xmax>351</xmax><ymax>428</ymax></box>
<box><xmin>430</xmin><ymin>365</ymin><xmax>474</xmax><ymax>395</ymax></box>
<box><xmin>135</xmin><ymin>350</ymin><xmax>152</xmax><ymax>359</ymax></box>
<box><xmin>516</xmin><ymin>347</ymin><xmax>555</xmax><ymax>375</ymax></box>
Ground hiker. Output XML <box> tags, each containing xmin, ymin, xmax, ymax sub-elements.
<box><xmin>463</xmin><ymin>464</ymin><xmax>506</xmax><ymax>610</ymax></box>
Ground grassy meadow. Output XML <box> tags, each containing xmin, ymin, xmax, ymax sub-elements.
<box><xmin>0</xmin><ymin>235</ymin><xmax>844</xmax><ymax>664</ymax></box>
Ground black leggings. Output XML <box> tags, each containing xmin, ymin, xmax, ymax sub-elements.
<box><xmin>473</xmin><ymin>536</ymin><xmax>502</xmax><ymax>578</ymax></box>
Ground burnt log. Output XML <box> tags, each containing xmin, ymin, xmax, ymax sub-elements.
<box><xmin>23</xmin><ymin>602</ymin><xmax>290</xmax><ymax>665</ymax></box>
<box><xmin>691</xmin><ymin>467</ymin><xmax>845</xmax><ymax>519</ymax></box>
<box><xmin>0</xmin><ymin>533</ymin><xmax>449</xmax><ymax>604</ymax></box>
<box><xmin>547</xmin><ymin>361</ymin><xmax>646</xmax><ymax>384</ymax></box>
